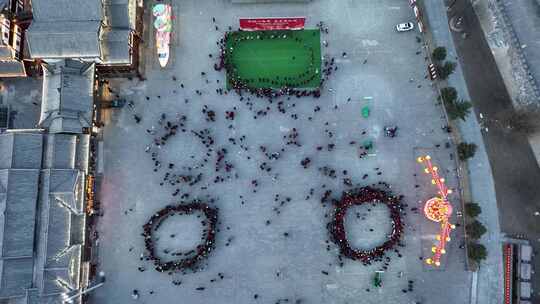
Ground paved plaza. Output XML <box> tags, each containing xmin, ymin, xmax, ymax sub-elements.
<box><xmin>91</xmin><ymin>1</ymin><xmax>472</xmax><ymax>303</ymax></box>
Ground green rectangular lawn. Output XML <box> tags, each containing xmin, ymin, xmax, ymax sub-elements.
<box><xmin>225</xmin><ymin>29</ymin><xmax>322</xmax><ymax>89</ymax></box>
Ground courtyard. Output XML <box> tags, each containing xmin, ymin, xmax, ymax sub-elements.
<box><xmin>90</xmin><ymin>1</ymin><xmax>472</xmax><ymax>303</ymax></box>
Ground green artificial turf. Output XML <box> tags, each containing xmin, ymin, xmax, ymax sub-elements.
<box><xmin>225</xmin><ymin>29</ymin><xmax>322</xmax><ymax>89</ymax></box>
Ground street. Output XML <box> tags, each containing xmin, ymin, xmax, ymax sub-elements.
<box><xmin>447</xmin><ymin>0</ymin><xmax>540</xmax><ymax>300</ymax></box>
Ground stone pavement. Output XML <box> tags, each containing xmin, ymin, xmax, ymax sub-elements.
<box><xmin>90</xmin><ymin>1</ymin><xmax>473</xmax><ymax>303</ymax></box>
<box><xmin>421</xmin><ymin>0</ymin><xmax>504</xmax><ymax>303</ymax></box>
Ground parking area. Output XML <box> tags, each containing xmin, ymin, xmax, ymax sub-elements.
<box><xmin>90</xmin><ymin>1</ymin><xmax>472</xmax><ymax>303</ymax></box>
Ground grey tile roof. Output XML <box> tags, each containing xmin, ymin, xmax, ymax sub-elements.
<box><xmin>0</xmin><ymin>60</ymin><xmax>26</xmax><ymax>77</ymax></box>
<box><xmin>41</xmin><ymin>245</ymin><xmax>81</xmax><ymax>295</ymax></box>
<box><xmin>35</xmin><ymin>169</ymin><xmax>84</xmax><ymax>296</ymax></box>
<box><xmin>43</xmin><ymin>134</ymin><xmax>77</xmax><ymax>169</ymax></box>
<box><xmin>0</xmin><ymin>133</ymin><xmax>43</xmax><ymax>169</ymax></box>
<box><xmin>0</xmin><ymin>258</ymin><xmax>34</xmax><ymax>298</ymax></box>
<box><xmin>0</xmin><ymin>170</ymin><xmax>39</xmax><ymax>258</ymax></box>
<box><xmin>0</xmin><ymin>131</ymin><xmax>88</xmax><ymax>303</ymax></box>
<box><xmin>39</xmin><ymin>60</ymin><xmax>95</xmax><ymax>134</ymax></box>
<box><xmin>0</xmin><ymin>170</ymin><xmax>39</xmax><ymax>299</ymax></box>
<box><xmin>0</xmin><ymin>132</ymin><xmax>42</xmax><ymax>300</ymax></box>
<box><xmin>105</xmin><ymin>3</ymin><xmax>130</xmax><ymax>28</ymax></box>
<box><xmin>101</xmin><ymin>29</ymin><xmax>131</xmax><ymax>65</ymax></box>
<box><xmin>48</xmin><ymin>169</ymin><xmax>84</xmax><ymax>212</ymax></box>
<box><xmin>27</xmin><ymin>21</ymin><xmax>101</xmax><ymax>59</ymax></box>
<box><xmin>31</xmin><ymin>0</ymin><xmax>101</xmax><ymax>22</ymax></box>
<box><xmin>75</xmin><ymin>134</ymin><xmax>90</xmax><ymax>174</ymax></box>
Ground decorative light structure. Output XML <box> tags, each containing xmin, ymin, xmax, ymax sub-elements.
<box><xmin>417</xmin><ymin>155</ymin><xmax>456</xmax><ymax>267</ymax></box>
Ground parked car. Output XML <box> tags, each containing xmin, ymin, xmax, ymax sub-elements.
<box><xmin>396</xmin><ymin>22</ymin><xmax>414</xmax><ymax>32</ymax></box>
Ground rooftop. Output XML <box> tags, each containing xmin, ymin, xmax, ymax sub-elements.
<box><xmin>39</xmin><ymin>59</ymin><xmax>95</xmax><ymax>134</ymax></box>
<box><xmin>31</xmin><ymin>0</ymin><xmax>101</xmax><ymax>22</ymax></box>
<box><xmin>0</xmin><ymin>131</ymin><xmax>88</xmax><ymax>303</ymax></box>
<box><xmin>26</xmin><ymin>21</ymin><xmax>101</xmax><ymax>59</ymax></box>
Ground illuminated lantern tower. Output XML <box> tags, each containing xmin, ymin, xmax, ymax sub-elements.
<box><xmin>417</xmin><ymin>155</ymin><xmax>456</xmax><ymax>267</ymax></box>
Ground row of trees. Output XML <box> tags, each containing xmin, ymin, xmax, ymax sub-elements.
<box><xmin>434</xmin><ymin>47</ymin><xmax>540</xmax><ymax>135</ymax></box>
<box><xmin>434</xmin><ymin>47</ymin><xmax>478</xmax><ymax>161</ymax></box>
<box><xmin>433</xmin><ymin>47</ymin><xmax>487</xmax><ymax>264</ymax></box>
<box><xmin>440</xmin><ymin>86</ymin><xmax>472</xmax><ymax>121</ymax></box>
<box><xmin>464</xmin><ymin>203</ymin><xmax>488</xmax><ymax>263</ymax></box>
<box><xmin>432</xmin><ymin>46</ymin><xmax>456</xmax><ymax>80</ymax></box>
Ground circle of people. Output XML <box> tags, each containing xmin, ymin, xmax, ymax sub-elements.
<box><xmin>328</xmin><ymin>186</ymin><xmax>405</xmax><ymax>265</ymax></box>
<box><xmin>142</xmin><ymin>202</ymin><xmax>219</xmax><ymax>273</ymax></box>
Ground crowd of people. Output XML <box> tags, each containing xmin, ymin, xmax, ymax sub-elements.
<box><xmin>132</xmin><ymin>18</ymin><xmax>412</xmax><ymax>297</ymax></box>
<box><xmin>214</xmin><ymin>29</ymin><xmax>338</xmax><ymax>100</ymax></box>
<box><xmin>328</xmin><ymin>186</ymin><xmax>405</xmax><ymax>265</ymax></box>
<box><xmin>142</xmin><ymin>203</ymin><xmax>218</xmax><ymax>273</ymax></box>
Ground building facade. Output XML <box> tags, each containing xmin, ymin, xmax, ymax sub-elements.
<box><xmin>26</xmin><ymin>0</ymin><xmax>142</xmax><ymax>77</ymax></box>
<box><xmin>0</xmin><ymin>0</ymin><xmax>32</xmax><ymax>77</ymax></box>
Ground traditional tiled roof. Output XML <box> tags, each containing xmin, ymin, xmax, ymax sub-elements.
<box><xmin>35</xmin><ymin>169</ymin><xmax>84</xmax><ymax>296</ymax></box>
<box><xmin>0</xmin><ymin>169</ymin><xmax>39</xmax><ymax>298</ymax></box>
<box><xmin>27</xmin><ymin>0</ymin><xmax>102</xmax><ymax>59</ymax></box>
<box><xmin>101</xmin><ymin>29</ymin><xmax>131</xmax><ymax>65</ymax></box>
<box><xmin>0</xmin><ymin>131</ymin><xmax>88</xmax><ymax>303</ymax></box>
<box><xmin>27</xmin><ymin>21</ymin><xmax>101</xmax><ymax>59</ymax></box>
<box><xmin>39</xmin><ymin>60</ymin><xmax>95</xmax><ymax>134</ymax></box>
<box><xmin>0</xmin><ymin>133</ymin><xmax>43</xmax><ymax>169</ymax></box>
<box><xmin>31</xmin><ymin>0</ymin><xmax>101</xmax><ymax>22</ymax></box>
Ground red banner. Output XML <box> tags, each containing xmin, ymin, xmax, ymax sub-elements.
<box><xmin>239</xmin><ymin>17</ymin><xmax>305</xmax><ymax>31</ymax></box>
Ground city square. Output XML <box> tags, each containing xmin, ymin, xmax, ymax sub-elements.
<box><xmin>8</xmin><ymin>0</ymin><xmax>540</xmax><ymax>303</ymax></box>
<box><xmin>91</xmin><ymin>1</ymin><xmax>472</xmax><ymax>303</ymax></box>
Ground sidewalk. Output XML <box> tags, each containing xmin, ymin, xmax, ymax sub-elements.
<box><xmin>421</xmin><ymin>1</ymin><xmax>504</xmax><ymax>304</ymax></box>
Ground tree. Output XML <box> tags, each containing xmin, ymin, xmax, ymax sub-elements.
<box><xmin>465</xmin><ymin>203</ymin><xmax>482</xmax><ymax>217</ymax></box>
<box><xmin>432</xmin><ymin>47</ymin><xmax>447</xmax><ymax>61</ymax></box>
<box><xmin>457</xmin><ymin>142</ymin><xmax>477</xmax><ymax>160</ymax></box>
<box><xmin>466</xmin><ymin>220</ymin><xmax>487</xmax><ymax>240</ymax></box>
<box><xmin>436</xmin><ymin>61</ymin><xmax>457</xmax><ymax>80</ymax></box>
<box><xmin>468</xmin><ymin>242</ymin><xmax>487</xmax><ymax>262</ymax></box>
<box><xmin>440</xmin><ymin>87</ymin><xmax>457</xmax><ymax>104</ymax></box>
<box><xmin>445</xmin><ymin>99</ymin><xmax>472</xmax><ymax>121</ymax></box>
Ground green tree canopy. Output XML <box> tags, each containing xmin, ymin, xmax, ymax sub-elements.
<box><xmin>445</xmin><ymin>99</ymin><xmax>472</xmax><ymax>121</ymax></box>
<box><xmin>432</xmin><ymin>47</ymin><xmax>447</xmax><ymax>61</ymax></box>
<box><xmin>466</xmin><ymin>220</ymin><xmax>487</xmax><ymax>240</ymax></box>
<box><xmin>458</xmin><ymin>142</ymin><xmax>477</xmax><ymax>160</ymax></box>
<box><xmin>440</xmin><ymin>87</ymin><xmax>457</xmax><ymax>104</ymax></box>
<box><xmin>436</xmin><ymin>61</ymin><xmax>457</xmax><ymax>80</ymax></box>
<box><xmin>465</xmin><ymin>203</ymin><xmax>482</xmax><ymax>217</ymax></box>
<box><xmin>468</xmin><ymin>242</ymin><xmax>487</xmax><ymax>262</ymax></box>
